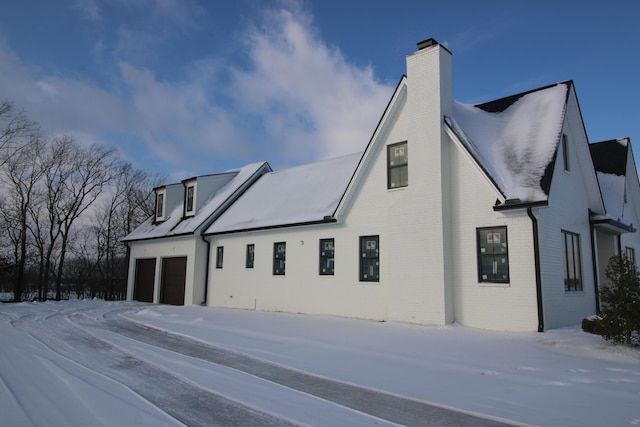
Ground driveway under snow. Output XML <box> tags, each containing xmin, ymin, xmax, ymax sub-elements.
<box><xmin>0</xmin><ymin>300</ymin><xmax>638</xmax><ymax>426</ymax></box>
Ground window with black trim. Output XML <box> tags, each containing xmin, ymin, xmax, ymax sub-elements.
<box><xmin>185</xmin><ymin>185</ymin><xmax>195</xmax><ymax>214</ymax></box>
<box><xmin>273</xmin><ymin>242</ymin><xmax>286</xmax><ymax>275</ymax></box>
<box><xmin>359</xmin><ymin>235</ymin><xmax>379</xmax><ymax>282</ymax></box>
<box><xmin>155</xmin><ymin>191</ymin><xmax>165</xmax><ymax>221</ymax></box>
<box><xmin>246</xmin><ymin>244</ymin><xmax>255</xmax><ymax>268</ymax></box>
<box><xmin>216</xmin><ymin>246</ymin><xmax>224</xmax><ymax>269</ymax></box>
<box><xmin>562</xmin><ymin>134</ymin><xmax>570</xmax><ymax>172</ymax></box>
<box><xmin>562</xmin><ymin>230</ymin><xmax>582</xmax><ymax>291</ymax></box>
<box><xmin>625</xmin><ymin>246</ymin><xmax>635</xmax><ymax>266</ymax></box>
<box><xmin>477</xmin><ymin>227</ymin><xmax>509</xmax><ymax>283</ymax></box>
<box><xmin>387</xmin><ymin>141</ymin><xmax>408</xmax><ymax>189</ymax></box>
<box><xmin>319</xmin><ymin>238</ymin><xmax>334</xmax><ymax>275</ymax></box>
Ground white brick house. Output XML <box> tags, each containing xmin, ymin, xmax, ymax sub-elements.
<box><xmin>125</xmin><ymin>38</ymin><xmax>640</xmax><ymax>331</ymax></box>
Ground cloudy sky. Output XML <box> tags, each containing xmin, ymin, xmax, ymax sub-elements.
<box><xmin>0</xmin><ymin>0</ymin><xmax>638</xmax><ymax>181</ymax></box>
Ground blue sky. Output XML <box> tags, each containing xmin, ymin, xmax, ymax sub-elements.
<box><xmin>0</xmin><ymin>0</ymin><xmax>638</xmax><ymax>180</ymax></box>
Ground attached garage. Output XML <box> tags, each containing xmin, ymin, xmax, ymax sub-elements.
<box><xmin>160</xmin><ymin>257</ymin><xmax>187</xmax><ymax>305</ymax></box>
<box><xmin>133</xmin><ymin>258</ymin><xmax>156</xmax><ymax>303</ymax></box>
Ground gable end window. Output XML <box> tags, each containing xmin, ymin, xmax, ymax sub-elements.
<box><xmin>562</xmin><ymin>134</ymin><xmax>570</xmax><ymax>172</ymax></box>
<box><xmin>273</xmin><ymin>242</ymin><xmax>286</xmax><ymax>275</ymax></box>
<box><xmin>359</xmin><ymin>235</ymin><xmax>379</xmax><ymax>282</ymax></box>
<box><xmin>562</xmin><ymin>230</ymin><xmax>582</xmax><ymax>291</ymax></box>
<box><xmin>215</xmin><ymin>246</ymin><xmax>224</xmax><ymax>269</ymax></box>
<box><xmin>477</xmin><ymin>227</ymin><xmax>510</xmax><ymax>283</ymax></box>
<box><xmin>155</xmin><ymin>191</ymin><xmax>165</xmax><ymax>221</ymax></box>
<box><xmin>185</xmin><ymin>184</ymin><xmax>195</xmax><ymax>215</ymax></box>
<box><xmin>319</xmin><ymin>238</ymin><xmax>335</xmax><ymax>275</ymax></box>
<box><xmin>246</xmin><ymin>244</ymin><xmax>255</xmax><ymax>269</ymax></box>
<box><xmin>387</xmin><ymin>141</ymin><xmax>408</xmax><ymax>189</ymax></box>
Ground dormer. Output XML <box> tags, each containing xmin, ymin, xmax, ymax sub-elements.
<box><xmin>183</xmin><ymin>178</ymin><xmax>197</xmax><ymax>217</ymax></box>
<box><xmin>153</xmin><ymin>183</ymin><xmax>182</xmax><ymax>223</ymax></box>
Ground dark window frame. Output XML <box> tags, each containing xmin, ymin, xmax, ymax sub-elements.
<box><xmin>359</xmin><ymin>235</ymin><xmax>379</xmax><ymax>282</ymax></box>
<box><xmin>273</xmin><ymin>242</ymin><xmax>286</xmax><ymax>275</ymax></box>
<box><xmin>246</xmin><ymin>244</ymin><xmax>255</xmax><ymax>269</ymax></box>
<box><xmin>562</xmin><ymin>230</ymin><xmax>582</xmax><ymax>291</ymax></box>
<box><xmin>215</xmin><ymin>246</ymin><xmax>224</xmax><ymax>269</ymax></box>
<box><xmin>319</xmin><ymin>238</ymin><xmax>335</xmax><ymax>275</ymax></box>
<box><xmin>476</xmin><ymin>226</ymin><xmax>510</xmax><ymax>283</ymax></box>
<box><xmin>387</xmin><ymin>141</ymin><xmax>408</xmax><ymax>189</ymax></box>
<box><xmin>625</xmin><ymin>246</ymin><xmax>636</xmax><ymax>266</ymax></box>
<box><xmin>185</xmin><ymin>184</ymin><xmax>195</xmax><ymax>214</ymax></box>
<box><xmin>562</xmin><ymin>134</ymin><xmax>570</xmax><ymax>172</ymax></box>
<box><xmin>155</xmin><ymin>192</ymin><xmax>164</xmax><ymax>219</ymax></box>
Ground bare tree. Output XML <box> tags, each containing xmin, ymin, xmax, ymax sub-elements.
<box><xmin>82</xmin><ymin>163</ymin><xmax>162</xmax><ymax>300</ymax></box>
<box><xmin>41</xmin><ymin>137</ymin><xmax>118</xmax><ymax>300</ymax></box>
<box><xmin>0</xmin><ymin>137</ymin><xmax>45</xmax><ymax>301</ymax></box>
<box><xmin>0</xmin><ymin>100</ymin><xmax>38</xmax><ymax>167</ymax></box>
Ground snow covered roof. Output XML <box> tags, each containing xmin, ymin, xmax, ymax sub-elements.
<box><xmin>206</xmin><ymin>152</ymin><xmax>362</xmax><ymax>234</ymax></box>
<box><xmin>446</xmin><ymin>82</ymin><xmax>570</xmax><ymax>202</ymax></box>
<box><xmin>590</xmin><ymin>138</ymin><xmax>629</xmax><ymax>220</ymax></box>
<box><xmin>123</xmin><ymin>162</ymin><xmax>270</xmax><ymax>242</ymax></box>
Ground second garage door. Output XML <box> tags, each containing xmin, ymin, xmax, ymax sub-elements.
<box><xmin>160</xmin><ymin>256</ymin><xmax>187</xmax><ymax>305</ymax></box>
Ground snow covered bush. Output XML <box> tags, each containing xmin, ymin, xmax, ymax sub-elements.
<box><xmin>599</xmin><ymin>255</ymin><xmax>640</xmax><ymax>346</ymax></box>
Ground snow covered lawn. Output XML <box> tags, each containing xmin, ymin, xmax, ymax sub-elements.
<box><xmin>0</xmin><ymin>300</ymin><xmax>638</xmax><ymax>426</ymax></box>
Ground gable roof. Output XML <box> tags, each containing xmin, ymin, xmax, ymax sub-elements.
<box><xmin>123</xmin><ymin>161</ymin><xmax>270</xmax><ymax>242</ymax></box>
<box><xmin>590</xmin><ymin>138</ymin><xmax>629</xmax><ymax>219</ymax></box>
<box><xmin>446</xmin><ymin>82</ymin><xmax>570</xmax><ymax>202</ymax></box>
<box><xmin>205</xmin><ymin>152</ymin><xmax>362</xmax><ymax>234</ymax></box>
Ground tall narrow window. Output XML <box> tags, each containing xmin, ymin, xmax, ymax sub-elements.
<box><xmin>387</xmin><ymin>141</ymin><xmax>408</xmax><ymax>189</ymax></box>
<box><xmin>625</xmin><ymin>246</ymin><xmax>635</xmax><ymax>266</ymax></box>
<box><xmin>155</xmin><ymin>191</ymin><xmax>165</xmax><ymax>221</ymax></box>
<box><xmin>273</xmin><ymin>242</ymin><xmax>286</xmax><ymax>275</ymax></box>
<box><xmin>216</xmin><ymin>246</ymin><xmax>224</xmax><ymax>269</ymax></box>
<box><xmin>562</xmin><ymin>134</ymin><xmax>570</xmax><ymax>172</ymax></box>
<box><xmin>562</xmin><ymin>230</ymin><xmax>582</xmax><ymax>291</ymax></box>
<box><xmin>185</xmin><ymin>185</ymin><xmax>195</xmax><ymax>214</ymax></box>
<box><xmin>477</xmin><ymin>227</ymin><xmax>510</xmax><ymax>283</ymax></box>
<box><xmin>319</xmin><ymin>238</ymin><xmax>335</xmax><ymax>275</ymax></box>
<box><xmin>246</xmin><ymin>244</ymin><xmax>255</xmax><ymax>269</ymax></box>
<box><xmin>360</xmin><ymin>235</ymin><xmax>379</xmax><ymax>282</ymax></box>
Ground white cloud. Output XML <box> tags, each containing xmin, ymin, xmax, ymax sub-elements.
<box><xmin>0</xmin><ymin>1</ymin><xmax>393</xmax><ymax>176</ymax></box>
<box><xmin>230</xmin><ymin>4</ymin><xmax>393</xmax><ymax>164</ymax></box>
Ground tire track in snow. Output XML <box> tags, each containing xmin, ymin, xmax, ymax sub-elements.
<box><xmin>12</xmin><ymin>308</ymin><xmax>299</xmax><ymax>427</ymax></box>
<box><xmin>95</xmin><ymin>317</ymin><xmax>518</xmax><ymax>427</ymax></box>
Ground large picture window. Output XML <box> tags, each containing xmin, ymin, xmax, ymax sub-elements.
<box><xmin>319</xmin><ymin>238</ymin><xmax>335</xmax><ymax>275</ymax></box>
<box><xmin>477</xmin><ymin>227</ymin><xmax>509</xmax><ymax>283</ymax></box>
<box><xmin>246</xmin><ymin>244</ymin><xmax>255</xmax><ymax>269</ymax></box>
<box><xmin>273</xmin><ymin>242</ymin><xmax>286</xmax><ymax>275</ymax></box>
<box><xmin>562</xmin><ymin>230</ymin><xmax>582</xmax><ymax>291</ymax></box>
<box><xmin>360</xmin><ymin>235</ymin><xmax>379</xmax><ymax>282</ymax></box>
<box><xmin>387</xmin><ymin>141</ymin><xmax>408</xmax><ymax>189</ymax></box>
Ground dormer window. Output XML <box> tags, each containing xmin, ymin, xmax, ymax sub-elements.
<box><xmin>184</xmin><ymin>181</ymin><xmax>196</xmax><ymax>217</ymax></box>
<box><xmin>155</xmin><ymin>189</ymin><xmax>166</xmax><ymax>222</ymax></box>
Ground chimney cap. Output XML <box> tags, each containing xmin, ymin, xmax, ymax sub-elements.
<box><xmin>417</xmin><ymin>38</ymin><xmax>439</xmax><ymax>50</ymax></box>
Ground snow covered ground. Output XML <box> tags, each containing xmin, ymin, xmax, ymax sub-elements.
<box><xmin>0</xmin><ymin>300</ymin><xmax>638</xmax><ymax>426</ymax></box>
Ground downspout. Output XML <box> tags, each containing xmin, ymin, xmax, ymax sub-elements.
<box><xmin>527</xmin><ymin>207</ymin><xmax>545</xmax><ymax>332</ymax></box>
<box><xmin>201</xmin><ymin>234</ymin><xmax>211</xmax><ymax>306</ymax></box>
<box><xmin>589</xmin><ymin>222</ymin><xmax>600</xmax><ymax>313</ymax></box>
